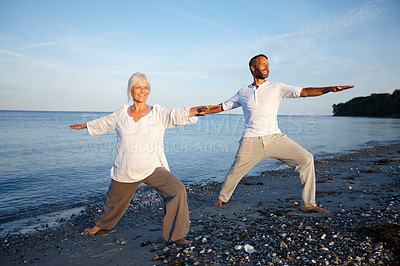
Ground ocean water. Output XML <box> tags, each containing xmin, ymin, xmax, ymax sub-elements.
<box><xmin>0</xmin><ymin>110</ymin><xmax>399</xmax><ymax>235</ymax></box>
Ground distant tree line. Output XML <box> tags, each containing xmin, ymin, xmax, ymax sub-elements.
<box><xmin>332</xmin><ymin>89</ymin><xmax>400</xmax><ymax>118</ymax></box>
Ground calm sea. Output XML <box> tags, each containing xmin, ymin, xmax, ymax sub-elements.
<box><xmin>0</xmin><ymin>110</ymin><xmax>399</xmax><ymax>235</ymax></box>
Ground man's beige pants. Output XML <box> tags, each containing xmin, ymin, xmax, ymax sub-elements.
<box><xmin>219</xmin><ymin>134</ymin><xmax>317</xmax><ymax>207</ymax></box>
<box><xmin>95</xmin><ymin>167</ymin><xmax>190</xmax><ymax>242</ymax></box>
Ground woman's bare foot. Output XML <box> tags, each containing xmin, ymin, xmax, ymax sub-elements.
<box><xmin>213</xmin><ymin>198</ymin><xmax>223</xmax><ymax>207</ymax></box>
<box><xmin>301</xmin><ymin>206</ymin><xmax>329</xmax><ymax>213</ymax></box>
<box><xmin>173</xmin><ymin>239</ymin><xmax>193</xmax><ymax>245</ymax></box>
<box><xmin>82</xmin><ymin>226</ymin><xmax>102</xmax><ymax>236</ymax></box>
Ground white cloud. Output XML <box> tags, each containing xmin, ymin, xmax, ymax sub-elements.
<box><xmin>252</xmin><ymin>1</ymin><xmax>382</xmax><ymax>59</ymax></box>
<box><xmin>0</xmin><ymin>49</ymin><xmax>62</xmax><ymax>69</ymax></box>
<box><xmin>14</xmin><ymin>41</ymin><xmax>58</xmax><ymax>50</ymax></box>
<box><xmin>154</xmin><ymin>1</ymin><xmax>239</xmax><ymax>37</ymax></box>
<box><xmin>325</xmin><ymin>2</ymin><xmax>382</xmax><ymax>31</ymax></box>
<box><xmin>0</xmin><ymin>49</ymin><xmax>28</xmax><ymax>58</ymax></box>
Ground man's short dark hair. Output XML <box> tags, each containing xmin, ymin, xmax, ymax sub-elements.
<box><xmin>249</xmin><ymin>54</ymin><xmax>268</xmax><ymax>72</ymax></box>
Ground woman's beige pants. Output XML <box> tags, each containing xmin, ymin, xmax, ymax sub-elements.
<box><xmin>95</xmin><ymin>167</ymin><xmax>190</xmax><ymax>242</ymax></box>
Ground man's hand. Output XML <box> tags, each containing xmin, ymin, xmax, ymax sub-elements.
<box><xmin>321</xmin><ymin>85</ymin><xmax>354</xmax><ymax>94</ymax></box>
<box><xmin>189</xmin><ymin>104</ymin><xmax>224</xmax><ymax>117</ymax></box>
<box><xmin>206</xmin><ymin>104</ymin><xmax>224</xmax><ymax>114</ymax></box>
<box><xmin>334</xmin><ymin>85</ymin><xmax>354</xmax><ymax>92</ymax></box>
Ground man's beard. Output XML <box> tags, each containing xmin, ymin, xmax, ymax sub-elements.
<box><xmin>253</xmin><ymin>68</ymin><xmax>269</xmax><ymax>79</ymax></box>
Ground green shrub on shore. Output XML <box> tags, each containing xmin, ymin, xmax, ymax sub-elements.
<box><xmin>332</xmin><ymin>89</ymin><xmax>400</xmax><ymax>118</ymax></box>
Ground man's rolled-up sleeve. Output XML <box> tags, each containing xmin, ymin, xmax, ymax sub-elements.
<box><xmin>222</xmin><ymin>92</ymin><xmax>241</xmax><ymax>111</ymax></box>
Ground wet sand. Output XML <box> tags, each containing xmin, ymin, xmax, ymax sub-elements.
<box><xmin>1</xmin><ymin>143</ymin><xmax>399</xmax><ymax>265</ymax></box>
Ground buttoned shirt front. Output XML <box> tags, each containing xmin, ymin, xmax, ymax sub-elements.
<box><xmin>222</xmin><ymin>81</ymin><xmax>302</xmax><ymax>137</ymax></box>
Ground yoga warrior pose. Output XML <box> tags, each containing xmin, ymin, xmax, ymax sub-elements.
<box><xmin>70</xmin><ymin>72</ymin><xmax>208</xmax><ymax>245</ymax></box>
<box><xmin>204</xmin><ymin>54</ymin><xmax>354</xmax><ymax>213</ymax></box>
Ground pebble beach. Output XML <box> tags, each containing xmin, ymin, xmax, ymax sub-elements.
<box><xmin>1</xmin><ymin>143</ymin><xmax>399</xmax><ymax>265</ymax></box>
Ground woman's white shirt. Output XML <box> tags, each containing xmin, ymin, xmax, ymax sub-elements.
<box><xmin>87</xmin><ymin>104</ymin><xmax>198</xmax><ymax>183</ymax></box>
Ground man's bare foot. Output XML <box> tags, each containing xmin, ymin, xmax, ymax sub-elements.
<box><xmin>174</xmin><ymin>239</ymin><xmax>193</xmax><ymax>245</ymax></box>
<box><xmin>214</xmin><ymin>198</ymin><xmax>223</xmax><ymax>207</ymax></box>
<box><xmin>301</xmin><ymin>206</ymin><xmax>329</xmax><ymax>213</ymax></box>
<box><xmin>82</xmin><ymin>226</ymin><xmax>102</xmax><ymax>236</ymax></box>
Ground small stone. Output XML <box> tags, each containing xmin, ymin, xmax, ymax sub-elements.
<box><xmin>235</xmin><ymin>245</ymin><xmax>243</xmax><ymax>250</ymax></box>
<box><xmin>321</xmin><ymin>234</ymin><xmax>326</xmax><ymax>240</ymax></box>
<box><xmin>280</xmin><ymin>241</ymin><xmax>288</xmax><ymax>248</ymax></box>
<box><xmin>244</xmin><ymin>244</ymin><xmax>255</xmax><ymax>254</ymax></box>
<box><xmin>272</xmin><ymin>257</ymin><xmax>280</xmax><ymax>263</ymax></box>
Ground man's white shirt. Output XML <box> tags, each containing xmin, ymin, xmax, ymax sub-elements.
<box><xmin>222</xmin><ymin>81</ymin><xmax>302</xmax><ymax>137</ymax></box>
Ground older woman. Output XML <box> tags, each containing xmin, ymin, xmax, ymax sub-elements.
<box><xmin>70</xmin><ymin>72</ymin><xmax>207</xmax><ymax>245</ymax></box>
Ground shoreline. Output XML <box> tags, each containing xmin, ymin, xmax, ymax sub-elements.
<box><xmin>1</xmin><ymin>143</ymin><xmax>399</xmax><ymax>265</ymax></box>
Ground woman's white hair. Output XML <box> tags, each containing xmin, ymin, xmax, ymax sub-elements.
<box><xmin>127</xmin><ymin>72</ymin><xmax>151</xmax><ymax>102</ymax></box>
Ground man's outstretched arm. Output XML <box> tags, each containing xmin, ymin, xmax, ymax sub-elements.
<box><xmin>187</xmin><ymin>104</ymin><xmax>225</xmax><ymax>117</ymax></box>
<box><xmin>204</xmin><ymin>104</ymin><xmax>224</xmax><ymax>114</ymax></box>
<box><xmin>300</xmin><ymin>85</ymin><xmax>354</xmax><ymax>97</ymax></box>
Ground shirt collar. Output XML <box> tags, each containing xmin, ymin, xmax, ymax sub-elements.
<box><xmin>249</xmin><ymin>81</ymin><xmax>270</xmax><ymax>89</ymax></box>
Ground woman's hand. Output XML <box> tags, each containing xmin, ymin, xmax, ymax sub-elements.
<box><xmin>69</xmin><ymin>123</ymin><xmax>87</xmax><ymax>130</ymax></box>
<box><xmin>196</xmin><ymin>106</ymin><xmax>208</xmax><ymax>116</ymax></box>
<box><xmin>189</xmin><ymin>106</ymin><xmax>207</xmax><ymax>117</ymax></box>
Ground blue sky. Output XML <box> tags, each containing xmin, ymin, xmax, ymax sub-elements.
<box><xmin>1</xmin><ymin>0</ymin><xmax>399</xmax><ymax>115</ymax></box>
